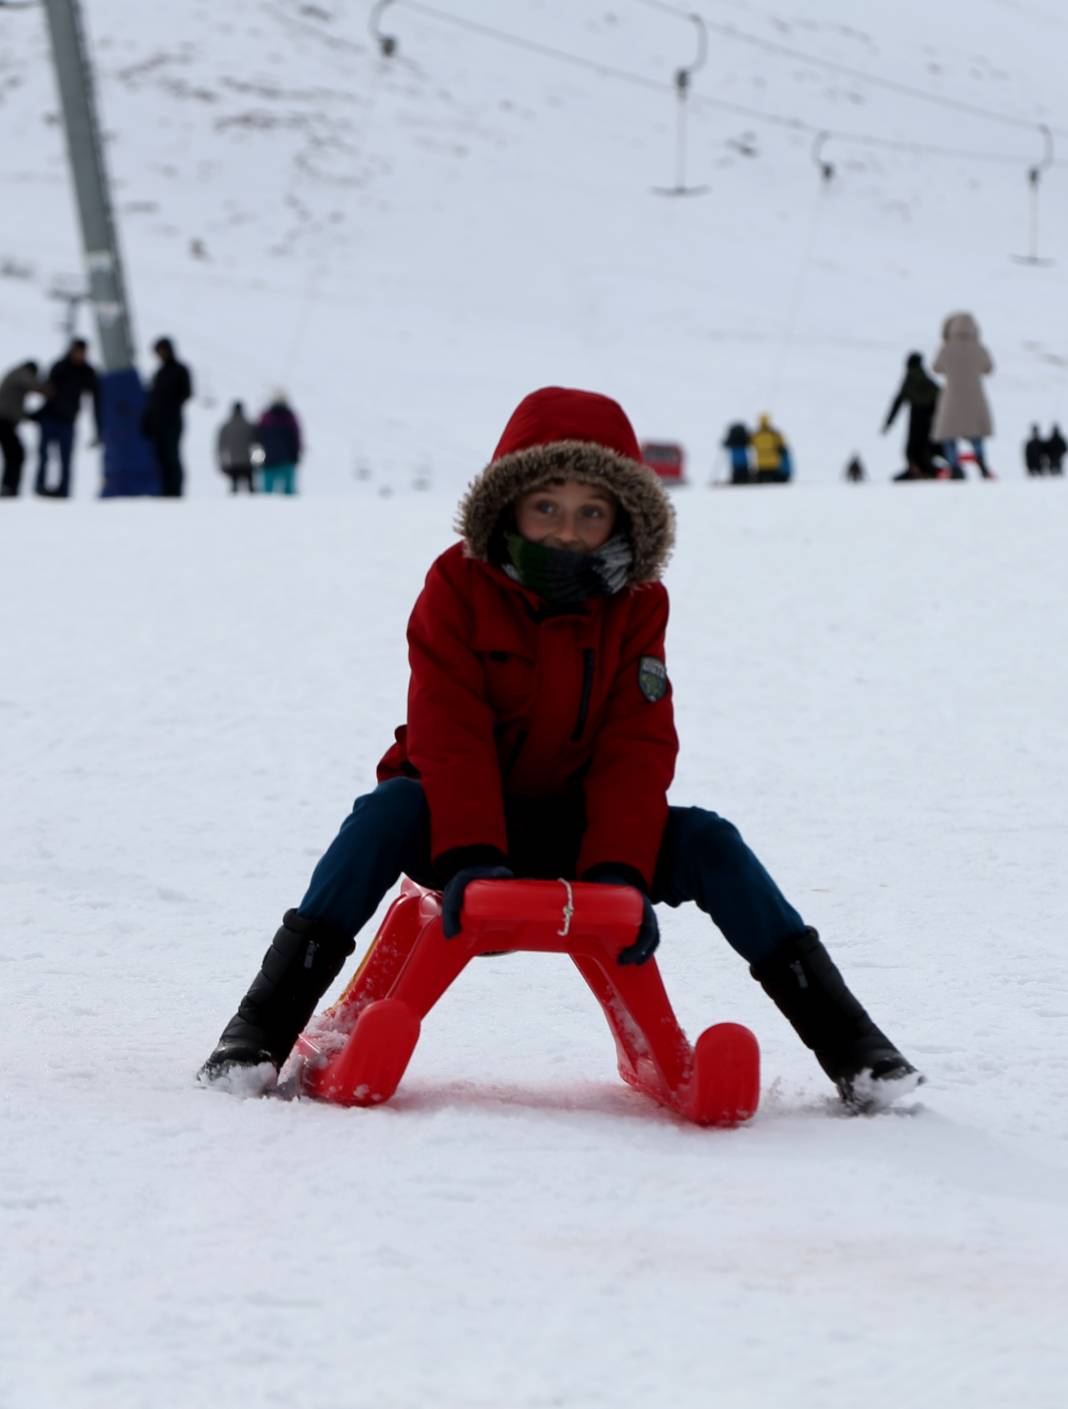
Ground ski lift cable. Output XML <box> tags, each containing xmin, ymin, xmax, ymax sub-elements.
<box><xmin>801</xmin><ymin>127</ymin><xmax>1041</xmax><ymax>167</ymax></box>
<box><xmin>395</xmin><ymin>0</ymin><xmax>667</xmax><ymax>94</ymax></box>
<box><xmin>687</xmin><ymin>91</ymin><xmax>1038</xmax><ymax>165</ymax></box>
<box><xmin>286</xmin><ymin>20</ymin><xmax>394</xmax><ymax>374</ymax></box>
<box><xmin>767</xmin><ymin>175</ymin><xmax>831</xmax><ymax>409</ymax></box>
<box><xmin>636</xmin><ymin>0</ymin><xmax>1068</xmax><ymax>140</ymax></box>
<box><xmin>389</xmin><ymin>1</ymin><xmax>1064</xmax><ymax>169</ymax></box>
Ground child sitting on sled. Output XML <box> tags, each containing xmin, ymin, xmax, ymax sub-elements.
<box><xmin>201</xmin><ymin>386</ymin><xmax>920</xmax><ymax>1109</ymax></box>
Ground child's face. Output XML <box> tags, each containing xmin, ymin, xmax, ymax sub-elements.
<box><xmin>513</xmin><ymin>479</ymin><xmax>618</xmax><ymax>552</ymax></box>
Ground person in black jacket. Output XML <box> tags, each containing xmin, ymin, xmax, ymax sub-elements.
<box><xmin>883</xmin><ymin>352</ymin><xmax>940</xmax><ymax>480</ymax></box>
<box><xmin>1024</xmin><ymin>425</ymin><xmax>1047</xmax><ymax>476</ymax></box>
<box><xmin>143</xmin><ymin>337</ymin><xmax>194</xmax><ymax>497</ymax></box>
<box><xmin>1045</xmin><ymin>424</ymin><xmax>1066</xmax><ymax>476</ymax></box>
<box><xmin>721</xmin><ymin>422</ymin><xmax>751</xmax><ymax>484</ymax></box>
<box><xmin>35</xmin><ymin>339</ymin><xmax>101</xmax><ymax>498</ymax></box>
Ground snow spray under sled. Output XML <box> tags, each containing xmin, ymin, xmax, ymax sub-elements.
<box><xmin>292</xmin><ymin>878</ymin><xmax>760</xmax><ymax>1127</ymax></box>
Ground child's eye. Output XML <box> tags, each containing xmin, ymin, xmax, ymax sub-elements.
<box><xmin>581</xmin><ymin>506</ymin><xmax>604</xmax><ymax>519</ymax></box>
<box><xmin>535</xmin><ymin>500</ymin><xmax>557</xmax><ymax>514</ymax></box>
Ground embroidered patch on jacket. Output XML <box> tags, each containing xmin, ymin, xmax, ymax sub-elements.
<box><xmin>638</xmin><ymin>656</ymin><xmax>668</xmax><ymax>702</ymax></box>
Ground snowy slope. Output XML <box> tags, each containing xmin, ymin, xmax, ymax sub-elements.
<box><xmin>3</xmin><ymin>4</ymin><xmax>1068</xmax><ymax>1405</ymax></box>
<box><xmin>3</xmin><ymin>483</ymin><xmax>1068</xmax><ymax>1408</ymax></box>
<box><xmin>1</xmin><ymin>0</ymin><xmax>1067</xmax><ymax>493</ymax></box>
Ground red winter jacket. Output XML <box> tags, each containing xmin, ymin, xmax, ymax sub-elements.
<box><xmin>377</xmin><ymin>542</ymin><xmax>678</xmax><ymax>887</ymax></box>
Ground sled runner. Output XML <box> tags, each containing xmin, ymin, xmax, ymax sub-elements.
<box><xmin>293</xmin><ymin>877</ymin><xmax>760</xmax><ymax>1127</ymax></box>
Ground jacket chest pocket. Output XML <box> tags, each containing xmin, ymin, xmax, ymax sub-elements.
<box><xmin>480</xmin><ymin>650</ymin><xmax>536</xmax><ymax>720</ymax></box>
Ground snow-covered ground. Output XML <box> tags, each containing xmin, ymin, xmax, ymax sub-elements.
<box><xmin>1</xmin><ymin>0</ymin><xmax>1067</xmax><ymax>492</ymax></box>
<box><xmin>4</xmin><ymin>2</ymin><xmax>1068</xmax><ymax>1404</ymax></box>
<box><xmin>4</xmin><ymin>481</ymin><xmax>1068</xmax><ymax>1408</ymax></box>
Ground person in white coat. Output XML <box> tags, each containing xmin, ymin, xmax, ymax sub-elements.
<box><xmin>931</xmin><ymin>312</ymin><xmax>994</xmax><ymax>479</ymax></box>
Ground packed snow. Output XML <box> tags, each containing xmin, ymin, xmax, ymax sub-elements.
<box><xmin>3</xmin><ymin>1</ymin><xmax>1068</xmax><ymax>1406</ymax></box>
<box><xmin>3</xmin><ymin>483</ymin><xmax>1068</xmax><ymax>1408</ymax></box>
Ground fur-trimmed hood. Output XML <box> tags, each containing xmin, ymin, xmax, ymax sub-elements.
<box><xmin>456</xmin><ymin>387</ymin><xmax>675</xmax><ymax>584</ymax></box>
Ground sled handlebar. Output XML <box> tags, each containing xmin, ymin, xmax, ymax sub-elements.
<box><xmin>460</xmin><ymin>878</ymin><xmax>644</xmax><ymax>953</ymax></box>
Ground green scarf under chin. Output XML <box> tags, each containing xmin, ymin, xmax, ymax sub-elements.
<box><xmin>504</xmin><ymin>533</ymin><xmax>632</xmax><ymax>607</ymax></box>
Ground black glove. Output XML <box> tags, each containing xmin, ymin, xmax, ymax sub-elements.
<box><xmin>583</xmin><ymin>865</ymin><xmax>660</xmax><ymax>965</ymax></box>
<box><xmin>441</xmin><ymin>865</ymin><xmax>514</xmax><ymax>939</ymax></box>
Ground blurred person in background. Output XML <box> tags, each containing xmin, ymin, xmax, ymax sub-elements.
<box><xmin>216</xmin><ymin>400</ymin><xmax>256</xmax><ymax>493</ymax></box>
<box><xmin>1023</xmin><ymin>425</ymin><xmax>1047</xmax><ymax>477</ymax></box>
<box><xmin>932</xmin><ymin>312</ymin><xmax>994</xmax><ymax>479</ymax></box>
<box><xmin>883</xmin><ymin>351</ymin><xmax>940</xmax><ymax>480</ymax></box>
<box><xmin>751</xmin><ymin>413</ymin><xmax>790</xmax><ymax>484</ymax></box>
<box><xmin>721</xmin><ymin>421</ymin><xmax>751</xmax><ymax>485</ymax></box>
<box><xmin>1044</xmin><ymin>424</ymin><xmax>1065</xmax><ymax>476</ymax></box>
<box><xmin>143</xmin><ymin>337</ymin><xmax>194</xmax><ymax>497</ymax></box>
<box><xmin>0</xmin><ymin>359</ymin><xmax>47</xmax><ymax>498</ymax></box>
<box><xmin>35</xmin><ymin>338</ymin><xmax>101</xmax><ymax>498</ymax></box>
<box><xmin>255</xmin><ymin>392</ymin><xmax>302</xmax><ymax>495</ymax></box>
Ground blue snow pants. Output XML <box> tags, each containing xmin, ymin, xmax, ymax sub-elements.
<box><xmin>261</xmin><ymin>463</ymin><xmax>297</xmax><ymax>494</ymax></box>
<box><xmin>298</xmin><ymin>778</ymin><xmax>805</xmax><ymax>965</ymax></box>
<box><xmin>942</xmin><ymin>437</ymin><xmax>987</xmax><ymax>475</ymax></box>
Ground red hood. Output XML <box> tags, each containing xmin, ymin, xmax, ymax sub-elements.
<box><xmin>457</xmin><ymin>385</ymin><xmax>675</xmax><ymax>584</ymax></box>
<box><xmin>492</xmin><ymin>386</ymin><xmax>644</xmax><ymax>462</ymax></box>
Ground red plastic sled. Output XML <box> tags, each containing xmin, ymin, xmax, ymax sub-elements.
<box><xmin>293</xmin><ymin>878</ymin><xmax>760</xmax><ymax>1127</ymax></box>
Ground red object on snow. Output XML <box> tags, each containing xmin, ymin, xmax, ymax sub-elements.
<box><xmin>640</xmin><ymin>440</ymin><xmax>686</xmax><ymax>483</ymax></box>
<box><xmin>294</xmin><ymin>878</ymin><xmax>760</xmax><ymax>1127</ymax></box>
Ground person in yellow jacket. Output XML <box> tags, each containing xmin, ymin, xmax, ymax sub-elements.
<box><xmin>750</xmin><ymin>413</ymin><xmax>790</xmax><ymax>483</ymax></box>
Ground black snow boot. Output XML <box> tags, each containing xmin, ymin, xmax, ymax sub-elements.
<box><xmin>199</xmin><ymin>909</ymin><xmax>355</xmax><ymax>1084</ymax></box>
<box><xmin>750</xmin><ymin>928</ymin><xmax>922</xmax><ymax>1111</ymax></box>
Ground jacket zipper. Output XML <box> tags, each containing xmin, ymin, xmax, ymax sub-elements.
<box><xmin>570</xmin><ymin>648</ymin><xmax>595</xmax><ymax>741</ymax></box>
<box><xmin>503</xmin><ymin>728</ymin><xmax>528</xmax><ymax>777</ymax></box>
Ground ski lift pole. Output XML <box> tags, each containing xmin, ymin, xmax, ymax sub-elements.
<box><xmin>652</xmin><ymin>10</ymin><xmax>707</xmax><ymax>196</ymax></box>
<box><xmin>1012</xmin><ymin>124</ymin><xmax>1055</xmax><ymax>266</ymax></box>
<box><xmin>42</xmin><ymin>0</ymin><xmax>157</xmax><ymax>494</ymax></box>
<box><xmin>673</xmin><ymin>13</ymin><xmax>707</xmax><ymax>193</ymax></box>
<box><xmin>370</xmin><ymin>0</ymin><xmax>398</xmax><ymax>58</ymax></box>
<box><xmin>42</xmin><ymin>0</ymin><xmax>135</xmax><ymax>371</ymax></box>
<box><xmin>1027</xmin><ymin>124</ymin><xmax>1054</xmax><ymax>263</ymax></box>
<box><xmin>812</xmin><ymin>130</ymin><xmax>834</xmax><ymax>184</ymax></box>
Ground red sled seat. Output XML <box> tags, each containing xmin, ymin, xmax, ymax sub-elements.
<box><xmin>293</xmin><ymin>877</ymin><xmax>760</xmax><ymax>1127</ymax></box>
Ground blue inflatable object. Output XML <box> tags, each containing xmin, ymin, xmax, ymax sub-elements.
<box><xmin>99</xmin><ymin>367</ymin><xmax>159</xmax><ymax>497</ymax></box>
